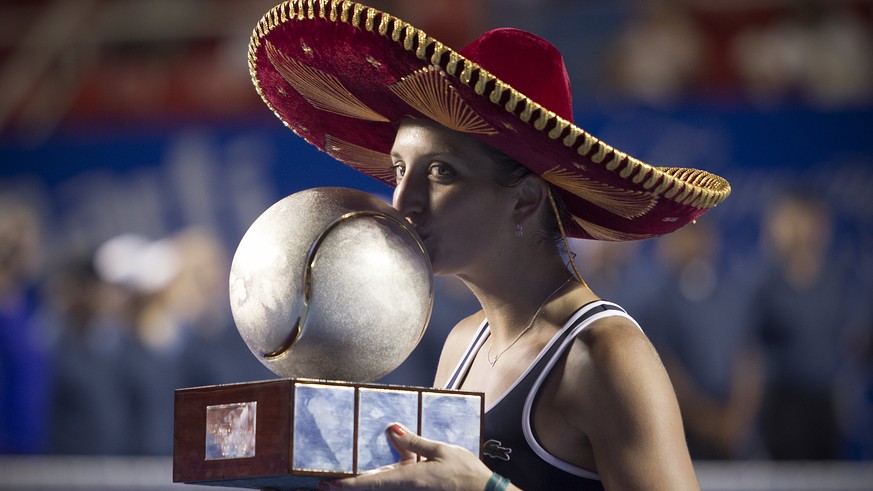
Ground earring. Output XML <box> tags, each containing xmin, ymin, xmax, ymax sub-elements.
<box><xmin>515</xmin><ymin>224</ymin><xmax>524</xmax><ymax>237</ymax></box>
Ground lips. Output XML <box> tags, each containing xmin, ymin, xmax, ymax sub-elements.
<box><xmin>405</xmin><ymin>220</ymin><xmax>428</xmax><ymax>243</ymax></box>
<box><xmin>413</xmin><ymin>228</ymin><xmax>429</xmax><ymax>244</ymax></box>
<box><xmin>410</xmin><ymin>226</ymin><xmax>432</xmax><ymax>257</ymax></box>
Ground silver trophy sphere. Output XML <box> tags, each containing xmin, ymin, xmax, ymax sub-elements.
<box><xmin>229</xmin><ymin>187</ymin><xmax>433</xmax><ymax>382</ymax></box>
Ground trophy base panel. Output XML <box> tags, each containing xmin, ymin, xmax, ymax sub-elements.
<box><xmin>173</xmin><ymin>378</ymin><xmax>483</xmax><ymax>489</ymax></box>
<box><xmin>195</xmin><ymin>475</ymin><xmax>324</xmax><ymax>490</ymax></box>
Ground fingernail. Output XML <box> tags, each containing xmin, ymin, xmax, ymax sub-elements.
<box><xmin>388</xmin><ymin>423</ymin><xmax>406</xmax><ymax>436</ymax></box>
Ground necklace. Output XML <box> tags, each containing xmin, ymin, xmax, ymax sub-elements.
<box><xmin>486</xmin><ymin>277</ymin><xmax>574</xmax><ymax>367</ymax></box>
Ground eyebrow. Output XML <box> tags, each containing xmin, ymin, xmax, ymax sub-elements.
<box><xmin>389</xmin><ymin>149</ymin><xmax>458</xmax><ymax>161</ymax></box>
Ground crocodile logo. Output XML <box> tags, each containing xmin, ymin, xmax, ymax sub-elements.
<box><xmin>483</xmin><ymin>439</ymin><xmax>512</xmax><ymax>461</ymax></box>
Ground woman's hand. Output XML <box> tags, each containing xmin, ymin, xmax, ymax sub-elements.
<box><xmin>322</xmin><ymin>423</ymin><xmax>493</xmax><ymax>490</ymax></box>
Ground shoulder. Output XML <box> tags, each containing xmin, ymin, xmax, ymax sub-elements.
<box><xmin>552</xmin><ymin>313</ymin><xmax>674</xmax><ymax>433</ymax></box>
<box><xmin>441</xmin><ymin>311</ymin><xmax>487</xmax><ymax>363</ymax></box>
<box><xmin>576</xmin><ymin>313</ymin><xmax>657</xmax><ymax>371</ymax></box>
<box><xmin>549</xmin><ymin>313</ymin><xmax>698</xmax><ymax>487</ymax></box>
<box><xmin>432</xmin><ymin>310</ymin><xmax>485</xmax><ymax>387</ymax></box>
<box><xmin>447</xmin><ymin>309</ymin><xmax>486</xmax><ymax>339</ymax></box>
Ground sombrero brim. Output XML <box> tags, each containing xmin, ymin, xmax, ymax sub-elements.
<box><xmin>248</xmin><ymin>0</ymin><xmax>731</xmax><ymax>240</ymax></box>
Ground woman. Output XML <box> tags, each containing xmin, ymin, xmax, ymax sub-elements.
<box><xmin>248</xmin><ymin>1</ymin><xmax>730</xmax><ymax>489</ymax></box>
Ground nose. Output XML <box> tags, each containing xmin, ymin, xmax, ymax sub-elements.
<box><xmin>392</xmin><ymin>173</ymin><xmax>426</xmax><ymax>223</ymax></box>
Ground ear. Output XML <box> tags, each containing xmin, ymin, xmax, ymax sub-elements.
<box><xmin>513</xmin><ymin>175</ymin><xmax>549</xmax><ymax>225</ymax></box>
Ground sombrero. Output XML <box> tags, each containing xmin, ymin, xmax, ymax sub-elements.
<box><xmin>248</xmin><ymin>0</ymin><xmax>731</xmax><ymax>241</ymax></box>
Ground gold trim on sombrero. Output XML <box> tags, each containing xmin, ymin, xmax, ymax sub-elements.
<box><xmin>658</xmin><ymin>167</ymin><xmax>731</xmax><ymax>208</ymax></box>
<box><xmin>572</xmin><ymin>216</ymin><xmax>656</xmax><ymax>242</ymax></box>
<box><xmin>390</xmin><ymin>66</ymin><xmax>497</xmax><ymax>135</ymax></box>
<box><xmin>265</xmin><ymin>40</ymin><xmax>389</xmax><ymax>122</ymax></box>
<box><xmin>324</xmin><ymin>134</ymin><xmax>394</xmax><ymax>182</ymax></box>
<box><xmin>248</xmin><ymin>0</ymin><xmax>731</xmax><ymax>212</ymax></box>
<box><xmin>543</xmin><ymin>167</ymin><xmax>657</xmax><ymax>220</ymax></box>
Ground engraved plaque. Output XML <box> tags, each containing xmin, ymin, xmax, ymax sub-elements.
<box><xmin>292</xmin><ymin>384</ymin><xmax>355</xmax><ymax>473</ymax></box>
<box><xmin>205</xmin><ymin>402</ymin><xmax>257</xmax><ymax>460</ymax></box>
<box><xmin>421</xmin><ymin>392</ymin><xmax>482</xmax><ymax>456</ymax></box>
<box><xmin>357</xmin><ymin>388</ymin><xmax>419</xmax><ymax>472</ymax></box>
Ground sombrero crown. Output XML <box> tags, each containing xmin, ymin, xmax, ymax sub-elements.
<box><xmin>249</xmin><ymin>0</ymin><xmax>731</xmax><ymax>240</ymax></box>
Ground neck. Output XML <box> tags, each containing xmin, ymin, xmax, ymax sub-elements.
<box><xmin>458</xmin><ymin>257</ymin><xmax>580</xmax><ymax>345</ymax></box>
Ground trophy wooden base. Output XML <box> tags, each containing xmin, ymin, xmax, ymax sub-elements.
<box><xmin>173</xmin><ymin>378</ymin><xmax>483</xmax><ymax>489</ymax></box>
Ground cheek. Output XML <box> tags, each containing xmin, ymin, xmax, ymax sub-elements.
<box><xmin>434</xmin><ymin>190</ymin><xmax>509</xmax><ymax>235</ymax></box>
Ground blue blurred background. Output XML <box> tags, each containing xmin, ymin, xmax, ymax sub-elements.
<box><xmin>1</xmin><ymin>0</ymin><xmax>872</xmax><ymax>475</ymax></box>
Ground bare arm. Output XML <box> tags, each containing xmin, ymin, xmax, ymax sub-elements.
<box><xmin>562</xmin><ymin>317</ymin><xmax>699</xmax><ymax>490</ymax></box>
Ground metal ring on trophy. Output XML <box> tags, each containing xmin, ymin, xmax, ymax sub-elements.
<box><xmin>261</xmin><ymin>210</ymin><xmax>429</xmax><ymax>361</ymax></box>
<box><xmin>229</xmin><ymin>187</ymin><xmax>434</xmax><ymax>382</ymax></box>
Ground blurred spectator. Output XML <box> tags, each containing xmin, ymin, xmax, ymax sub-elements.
<box><xmin>42</xmin><ymin>253</ymin><xmax>137</xmax><ymax>455</ymax></box>
<box><xmin>748</xmin><ymin>188</ymin><xmax>859</xmax><ymax>460</ymax></box>
<box><xmin>166</xmin><ymin>227</ymin><xmax>274</xmax><ymax>385</ymax></box>
<box><xmin>731</xmin><ymin>3</ymin><xmax>873</xmax><ymax>107</ymax></box>
<box><xmin>837</xmin><ymin>289</ymin><xmax>873</xmax><ymax>459</ymax></box>
<box><xmin>639</xmin><ymin>221</ymin><xmax>762</xmax><ymax>459</ymax></box>
<box><xmin>92</xmin><ymin>228</ymin><xmax>273</xmax><ymax>455</ymax></box>
<box><xmin>92</xmin><ymin>232</ymin><xmax>194</xmax><ymax>454</ymax></box>
<box><xmin>0</xmin><ymin>197</ymin><xmax>50</xmax><ymax>454</ymax></box>
<box><xmin>607</xmin><ymin>0</ymin><xmax>705</xmax><ymax>106</ymax></box>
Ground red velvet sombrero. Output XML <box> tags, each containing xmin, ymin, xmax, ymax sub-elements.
<box><xmin>248</xmin><ymin>0</ymin><xmax>731</xmax><ymax>240</ymax></box>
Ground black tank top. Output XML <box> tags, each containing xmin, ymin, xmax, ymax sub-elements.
<box><xmin>444</xmin><ymin>301</ymin><xmax>635</xmax><ymax>491</ymax></box>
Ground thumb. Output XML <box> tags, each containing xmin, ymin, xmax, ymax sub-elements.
<box><xmin>385</xmin><ymin>423</ymin><xmax>442</xmax><ymax>463</ymax></box>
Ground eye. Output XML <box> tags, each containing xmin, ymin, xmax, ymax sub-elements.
<box><xmin>391</xmin><ymin>163</ymin><xmax>406</xmax><ymax>182</ymax></box>
<box><xmin>428</xmin><ymin>162</ymin><xmax>455</xmax><ymax>179</ymax></box>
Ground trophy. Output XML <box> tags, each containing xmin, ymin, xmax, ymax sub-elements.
<box><xmin>173</xmin><ymin>188</ymin><xmax>484</xmax><ymax>489</ymax></box>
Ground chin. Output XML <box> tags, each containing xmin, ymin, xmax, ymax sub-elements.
<box><xmin>428</xmin><ymin>256</ymin><xmax>452</xmax><ymax>277</ymax></box>
<box><xmin>429</xmin><ymin>260</ymin><xmax>448</xmax><ymax>276</ymax></box>
<box><xmin>429</xmin><ymin>259</ymin><xmax>467</xmax><ymax>278</ymax></box>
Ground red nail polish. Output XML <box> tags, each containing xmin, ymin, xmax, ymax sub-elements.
<box><xmin>389</xmin><ymin>423</ymin><xmax>406</xmax><ymax>436</ymax></box>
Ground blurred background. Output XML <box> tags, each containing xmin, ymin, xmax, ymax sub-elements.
<box><xmin>1</xmin><ymin>0</ymin><xmax>872</xmax><ymax>489</ymax></box>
